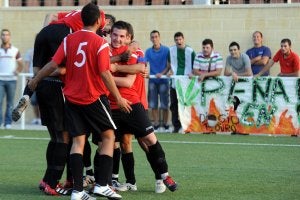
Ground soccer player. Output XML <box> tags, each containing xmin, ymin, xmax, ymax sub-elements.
<box><xmin>107</xmin><ymin>20</ymin><xmax>178</xmax><ymax>193</ymax></box>
<box><xmin>28</xmin><ymin>3</ymin><xmax>131</xmax><ymax>200</ymax></box>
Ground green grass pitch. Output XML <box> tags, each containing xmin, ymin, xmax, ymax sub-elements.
<box><xmin>0</xmin><ymin>130</ymin><xmax>299</xmax><ymax>200</ymax></box>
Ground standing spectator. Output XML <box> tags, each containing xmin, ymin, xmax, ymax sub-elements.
<box><xmin>224</xmin><ymin>41</ymin><xmax>253</xmax><ymax>82</ymax></box>
<box><xmin>145</xmin><ymin>30</ymin><xmax>170</xmax><ymax>132</ymax></box>
<box><xmin>255</xmin><ymin>38</ymin><xmax>300</xmax><ymax>77</ymax></box>
<box><xmin>0</xmin><ymin>29</ymin><xmax>23</xmax><ymax>129</ymax></box>
<box><xmin>193</xmin><ymin>38</ymin><xmax>223</xmax><ymax>81</ymax></box>
<box><xmin>169</xmin><ymin>32</ymin><xmax>195</xmax><ymax>133</ymax></box>
<box><xmin>23</xmin><ymin>47</ymin><xmax>41</xmax><ymax>125</ymax></box>
<box><xmin>246</xmin><ymin>31</ymin><xmax>271</xmax><ymax>76</ymax></box>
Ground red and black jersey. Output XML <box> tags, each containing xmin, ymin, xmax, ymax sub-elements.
<box><xmin>51</xmin><ymin>10</ymin><xmax>83</xmax><ymax>33</ymax></box>
<box><xmin>109</xmin><ymin>46</ymin><xmax>141</xmax><ymax>109</ymax></box>
<box><xmin>52</xmin><ymin>30</ymin><xmax>110</xmax><ymax>105</ymax></box>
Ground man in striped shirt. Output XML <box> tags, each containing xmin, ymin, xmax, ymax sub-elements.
<box><xmin>193</xmin><ymin>38</ymin><xmax>223</xmax><ymax>82</ymax></box>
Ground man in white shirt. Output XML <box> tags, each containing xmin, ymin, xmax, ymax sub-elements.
<box><xmin>0</xmin><ymin>29</ymin><xmax>23</xmax><ymax>129</ymax></box>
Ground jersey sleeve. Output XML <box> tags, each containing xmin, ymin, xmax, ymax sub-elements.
<box><xmin>263</xmin><ymin>46</ymin><xmax>272</xmax><ymax>58</ymax></box>
<box><xmin>272</xmin><ymin>50</ymin><xmax>281</xmax><ymax>63</ymax></box>
<box><xmin>97</xmin><ymin>41</ymin><xmax>110</xmax><ymax>72</ymax></box>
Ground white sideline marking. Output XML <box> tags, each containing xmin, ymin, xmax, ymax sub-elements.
<box><xmin>0</xmin><ymin>135</ymin><xmax>299</xmax><ymax>147</ymax></box>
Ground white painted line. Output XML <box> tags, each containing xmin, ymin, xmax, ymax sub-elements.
<box><xmin>0</xmin><ymin>135</ymin><xmax>299</xmax><ymax>147</ymax></box>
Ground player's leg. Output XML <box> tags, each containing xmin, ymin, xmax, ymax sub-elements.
<box><xmin>140</xmin><ymin>132</ymin><xmax>177</xmax><ymax>192</ymax></box>
<box><xmin>137</xmin><ymin>138</ymin><xmax>166</xmax><ymax>193</ymax></box>
<box><xmin>112</xmin><ymin>142</ymin><xmax>121</xmax><ymax>188</ymax></box>
<box><xmin>120</xmin><ymin>133</ymin><xmax>137</xmax><ymax>191</ymax></box>
<box><xmin>129</xmin><ymin>103</ymin><xmax>177</xmax><ymax>192</ymax></box>
<box><xmin>93</xmin><ymin>129</ymin><xmax>122</xmax><ymax>199</ymax></box>
<box><xmin>83</xmin><ymin>138</ymin><xmax>95</xmax><ymax>188</ymax></box>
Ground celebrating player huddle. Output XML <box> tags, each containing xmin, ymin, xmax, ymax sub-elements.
<box><xmin>14</xmin><ymin>2</ymin><xmax>177</xmax><ymax>200</ymax></box>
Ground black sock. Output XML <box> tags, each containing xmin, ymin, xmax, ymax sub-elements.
<box><xmin>43</xmin><ymin>141</ymin><xmax>55</xmax><ymax>183</ymax></box>
<box><xmin>148</xmin><ymin>141</ymin><xmax>168</xmax><ymax>176</ymax></box>
<box><xmin>112</xmin><ymin>148</ymin><xmax>121</xmax><ymax>177</ymax></box>
<box><xmin>83</xmin><ymin>141</ymin><xmax>93</xmax><ymax>176</ymax></box>
<box><xmin>48</xmin><ymin>143</ymin><xmax>68</xmax><ymax>188</ymax></box>
<box><xmin>121</xmin><ymin>152</ymin><xmax>136</xmax><ymax>184</ymax></box>
<box><xmin>66</xmin><ymin>142</ymin><xmax>73</xmax><ymax>181</ymax></box>
<box><xmin>23</xmin><ymin>84</ymin><xmax>34</xmax><ymax>97</ymax></box>
<box><xmin>70</xmin><ymin>153</ymin><xmax>84</xmax><ymax>192</ymax></box>
<box><xmin>93</xmin><ymin>151</ymin><xmax>100</xmax><ymax>183</ymax></box>
<box><xmin>97</xmin><ymin>154</ymin><xmax>113</xmax><ymax>186</ymax></box>
<box><xmin>146</xmin><ymin>152</ymin><xmax>161</xmax><ymax>180</ymax></box>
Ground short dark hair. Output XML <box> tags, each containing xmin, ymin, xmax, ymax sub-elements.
<box><xmin>281</xmin><ymin>38</ymin><xmax>291</xmax><ymax>46</ymax></box>
<box><xmin>81</xmin><ymin>3</ymin><xmax>100</xmax><ymax>27</ymax></box>
<box><xmin>105</xmin><ymin>14</ymin><xmax>116</xmax><ymax>24</ymax></box>
<box><xmin>174</xmin><ymin>32</ymin><xmax>184</xmax><ymax>39</ymax></box>
<box><xmin>150</xmin><ymin>30</ymin><xmax>160</xmax><ymax>36</ymax></box>
<box><xmin>229</xmin><ymin>41</ymin><xmax>240</xmax><ymax>50</ymax></box>
<box><xmin>202</xmin><ymin>39</ymin><xmax>213</xmax><ymax>48</ymax></box>
<box><xmin>111</xmin><ymin>20</ymin><xmax>130</xmax><ymax>36</ymax></box>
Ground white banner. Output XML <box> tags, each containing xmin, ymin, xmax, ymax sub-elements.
<box><xmin>174</xmin><ymin>76</ymin><xmax>299</xmax><ymax>135</ymax></box>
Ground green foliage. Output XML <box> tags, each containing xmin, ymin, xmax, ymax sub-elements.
<box><xmin>0</xmin><ymin>130</ymin><xmax>300</xmax><ymax>200</ymax></box>
<box><xmin>176</xmin><ymin>76</ymin><xmax>200</xmax><ymax>106</ymax></box>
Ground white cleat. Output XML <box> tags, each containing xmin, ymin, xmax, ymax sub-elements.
<box><xmin>155</xmin><ymin>179</ymin><xmax>166</xmax><ymax>193</ymax></box>
<box><xmin>12</xmin><ymin>95</ymin><xmax>30</xmax><ymax>122</ymax></box>
<box><xmin>93</xmin><ymin>184</ymin><xmax>122</xmax><ymax>199</ymax></box>
<box><xmin>71</xmin><ymin>190</ymin><xmax>96</xmax><ymax>200</ymax></box>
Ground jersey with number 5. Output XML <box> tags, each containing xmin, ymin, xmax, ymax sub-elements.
<box><xmin>52</xmin><ymin>30</ymin><xmax>111</xmax><ymax>105</ymax></box>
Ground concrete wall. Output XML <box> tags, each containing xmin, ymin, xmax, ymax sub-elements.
<box><xmin>0</xmin><ymin>4</ymin><xmax>300</xmax><ymax>123</ymax></box>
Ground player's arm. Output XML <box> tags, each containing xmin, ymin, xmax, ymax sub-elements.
<box><xmin>111</xmin><ymin>63</ymin><xmax>146</xmax><ymax>74</ymax></box>
<box><xmin>101</xmin><ymin>70</ymin><xmax>132</xmax><ymax>113</ymax></box>
<box><xmin>28</xmin><ymin>60</ymin><xmax>58</xmax><ymax>90</ymax></box>
<box><xmin>114</xmin><ymin>74</ymin><xmax>136</xmax><ymax>88</ymax></box>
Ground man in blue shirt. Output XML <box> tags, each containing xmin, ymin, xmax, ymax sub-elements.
<box><xmin>145</xmin><ymin>30</ymin><xmax>170</xmax><ymax>132</ymax></box>
<box><xmin>246</xmin><ymin>31</ymin><xmax>271</xmax><ymax>76</ymax></box>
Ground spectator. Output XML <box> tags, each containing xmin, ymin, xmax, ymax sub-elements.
<box><xmin>246</xmin><ymin>31</ymin><xmax>271</xmax><ymax>76</ymax></box>
<box><xmin>224</xmin><ymin>41</ymin><xmax>252</xmax><ymax>82</ymax></box>
<box><xmin>24</xmin><ymin>47</ymin><xmax>41</xmax><ymax>125</ymax></box>
<box><xmin>169</xmin><ymin>32</ymin><xmax>195</xmax><ymax>133</ymax></box>
<box><xmin>193</xmin><ymin>38</ymin><xmax>223</xmax><ymax>81</ymax></box>
<box><xmin>255</xmin><ymin>38</ymin><xmax>300</xmax><ymax>77</ymax></box>
<box><xmin>145</xmin><ymin>30</ymin><xmax>170</xmax><ymax>132</ymax></box>
<box><xmin>0</xmin><ymin>29</ymin><xmax>23</xmax><ymax>129</ymax></box>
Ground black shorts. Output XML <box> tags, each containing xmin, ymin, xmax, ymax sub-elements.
<box><xmin>33</xmin><ymin>23</ymin><xmax>71</xmax><ymax>68</ymax></box>
<box><xmin>112</xmin><ymin>103</ymin><xmax>154</xmax><ymax>139</ymax></box>
<box><xmin>36</xmin><ymin>78</ymin><xmax>65</xmax><ymax>132</ymax></box>
<box><xmin>65</xmin><ymin>95</ymin><xmax>116</xmax><ymax>138</ymax></box>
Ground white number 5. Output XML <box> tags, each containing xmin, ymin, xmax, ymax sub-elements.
<box><xmin>74</xmin><ymin>42</ymin><xmax>87</xmax><ymax>68</ymax></box>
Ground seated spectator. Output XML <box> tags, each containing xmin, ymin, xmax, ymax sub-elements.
<box><xmin>193</xmin><ymin>38</ymin><xmax>223</xmax><ymax>81</ymax></box>
<box><xmin>255</xmin><ymin>38</ymin><xmax>300</xmax><ymax>77</ymax></box>
<box><xmin>224</xmin><ymin>41</ymin><xmax>253</xmax><ymax>82</ymax></box>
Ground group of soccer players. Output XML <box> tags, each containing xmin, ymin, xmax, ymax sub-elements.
<box><xmin>13</xmin><ymin>2</ymin><xmax>177</xmax><ymax>200</ymax></box>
